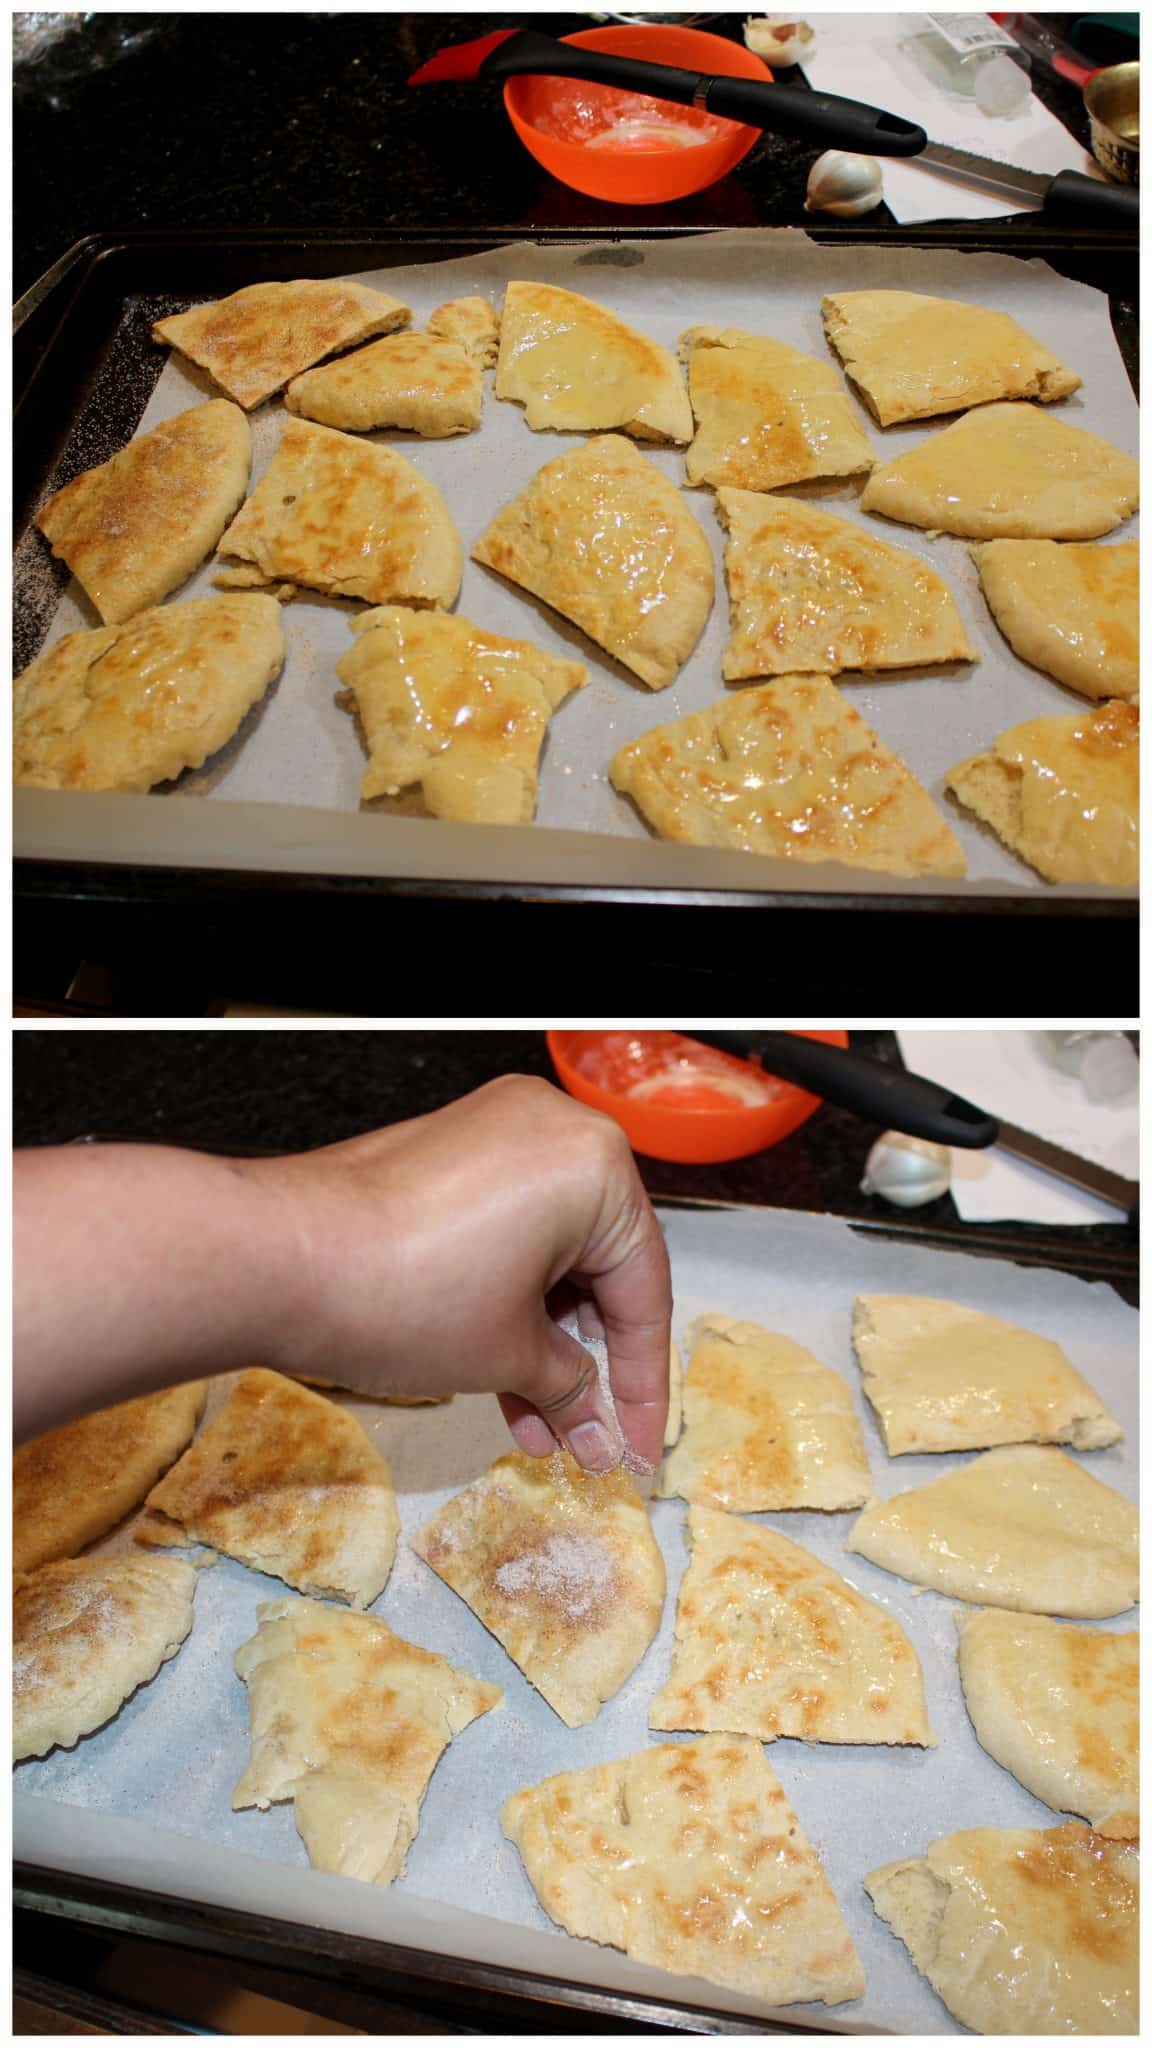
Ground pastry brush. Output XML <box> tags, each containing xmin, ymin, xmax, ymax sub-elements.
<box><xmin>408</xmin><ymin>27</ymin><xmax>929</xmax><ymax>156</ymax></box>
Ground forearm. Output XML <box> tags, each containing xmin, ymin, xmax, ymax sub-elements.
<box><xmin>14</xmin><ymin>1143</ymin><xmax>304</xmax><ymax>1442</ymax></box>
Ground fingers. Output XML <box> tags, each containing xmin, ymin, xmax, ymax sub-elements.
<box><xmin>510</xmin><ymin>1313</ymin><xmax>624</xmax><ymax>1475</ymax></box>
<box><xmin>579</xmin><ymin>1191</ymin><xmax>672</xmax><ymax>1474</ymax></box>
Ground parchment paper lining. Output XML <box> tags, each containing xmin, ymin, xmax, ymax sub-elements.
<box><xmin>23</xmin><ymin>230</ymin><xmax>1139</xmax><ymax>896</ymax></box>
<box><xmin>15</xmin><ymin>1206</ymin><xmax>1138</xmax><ymax>2034</ymax></box>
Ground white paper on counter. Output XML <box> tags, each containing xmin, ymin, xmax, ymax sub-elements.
<box><xmin>15</xmin><ymin>1206</ymin><xmax>1138</xmax><ymax>2036</ymax></box>
<box><xmin>899</xmin><ymin>1029</ymin><xmax>1139</xmax><ymax>1223</ymax></box>
<box><xmin>800</xmin><ymin>13</ymin><xmax>1101</xmax><ymax>222</ymax></box>
<box><xmin>27</xmin><ymin>231</ymin><xmax>1138</xmax><ymax>897</ymax></box>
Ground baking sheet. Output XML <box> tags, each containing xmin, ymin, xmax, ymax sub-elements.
<box><xmin>15</xmin><ymin>1206</ymin><xmax>1139</xmax><ymax>2035</ymax></box>
<box><xmin>23</xmin><ymin>229</ymin><xmax>1139</xmax><ymax>897</ymax></box>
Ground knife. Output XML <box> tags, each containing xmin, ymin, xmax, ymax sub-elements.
<box><xmin>688</xmin><ymin>1032</ymin><xmax>1138</xmax><ymax>1217</ymax></box>
<box><xmin>916</xmin><ymin>142</ymin><xmax>1139</xmax><ymax>226</ymax></box>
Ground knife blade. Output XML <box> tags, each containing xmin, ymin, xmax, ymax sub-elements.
<box><xmin>917</xmin><ymin>143</ymin><xmax>1138</xmax><ymax>225</ymax></box>
<box><xmin>992</xmin><ymin>1121</ymin><xmax>1138</xmax><ymax>1214</ymax></box>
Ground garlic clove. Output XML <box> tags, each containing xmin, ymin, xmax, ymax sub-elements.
<box><xmin>861</xmin><ymin>1131</ymin><xmax>951</xmax><ymax>1209</ymax></box>
<box><xmin>744</xmin><ymin>16</ymin><xmax>815</xmax><ymax>67</ymax></box>
<box><xmin>805</xmin><ymin>149</ymin><xmax>885</xmax><ymax>218</ymax></box>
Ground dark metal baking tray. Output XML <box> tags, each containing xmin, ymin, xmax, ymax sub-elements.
<box><xmin>13</xmin><ymin>226</ymin><xmax>1139</xmax><ymax>1017</ymax></box>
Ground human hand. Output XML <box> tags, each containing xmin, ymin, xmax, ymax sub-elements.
<box><xmin>260</xmin><ymin>1075</ymin><xmax>671</xmax><ymax>1473</ymax></box>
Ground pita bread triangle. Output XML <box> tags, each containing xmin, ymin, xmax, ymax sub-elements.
<box><xmin>846</xmin><ymin>1444</ymin><xmax>1138</xmax><ymax>1617</ymax></box>
<box><xmin>496</xmin><ymin>280</ymin><xmax>692</xmax><ymax>443</ymax></box>
<box><xmin>136</xmin><ymin>1368</ymin><xmax>398</xmax><ymax>1608</ymax></box>
<box><xmin>14</xmin><ymin>1380</ymin><xmax>207</xmax><ymax>1575</ymax></box>
<box><xmin>650</xmin><ymin>1506</ymin><xmax>935</xmax><ymax>1746</ymax></box>
<box><xmin>716</xmin><ymin>489</ymin><xmax>977</xmax><ymax>680</ymax></box>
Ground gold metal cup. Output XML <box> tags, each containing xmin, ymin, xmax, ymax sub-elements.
<box><xmin>1084</xmin><ymin>61</ymin><xmax>1139</xmax><ymax>186</ymax></box>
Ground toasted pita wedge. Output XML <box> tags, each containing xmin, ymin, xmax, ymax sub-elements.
<box><xmin>153</xmin><ymin>279</ymin><xmax>411</xmax><ymax>409</ymax></box>
<box><xmin>136</xmin><ymin>1368</ymin><xmax>398</xmax><ymax>1607</ymax></box>
<box><xmin>822</xmin><ymin>291</ymin><xmax>1081</xmax><ymax>427</ymax></box>
<box><xmin>428</xmin><ymin>295</ymin><xmax>501</xmax><ymax>367</ymax></box>
<box><xmin>657</xmin><ymin>1314</ymin><xmax>873</xmax><ymax>1512</ymax></box>
<box><xmin>337</xmin><ymin>606</ymin><xmax>585</xmax><ymax>822</ymax></box>
<box><xmin>412</xmin><ymin>1450</ymin><xmax>664</xmax><ymax>1727</ymax></box>
<box><xmin>232</xmin><ymin>1597</ymin><xmax>501</xmax><ymax>1884</ymax></box>
<box><xmin>611</xmin><ymin>675</ymin><xmax>967</xmax><ymax>877</ymax></box>
<box><xmin>14</xmin><ymin>1555</ymin><xmax>197</xmax><ymax>1761</ymax></box>
<box><xmin>36</xmin><ymin>401</ymin><xmax>251</xmax><ymax>624</ymax></box>
<box><xmin>13</xmin><ymin>596</ymin><xmax>286</xmax><ymax>793</ymax></box>
<box><xmin>473</xmin><ymin>434</ymin><xmax>713</xmax><ymax>690</ymax></box>
<box><xmin>286</xmin><ymin>332</ymin><xmax>482</xmax><ymax>436</ymax></box>
<box><xmin>861</xmin><ymin>403</ymin><xmax>1139</xmax><ymax>540</ymax></box>
<box><xmin>957</xmin><ymin>1609</ymin><xmax>1137</xmax><ymax>1835</ymax></box>
<box><xmin>852</xmin><ymin>1295</ymin><xmax>1123</xmax><ymax>1455</ymax></box>
<box><xmin>947</xmin><ymin>698</ymin><xmax>1138</xmax><ymax>886</ymax></box>
<box><xmin>682</xmin><ymin>326</ymin><xmax>873</xmax><ymax>490</ymax></box>
<box><xmin>846</xmin><ymin>1444</ymin><xmax>1138</xmax><ymax>1617</ymax></box>
<box><xmin>651</xmin><ymin>1507</ymin><xmax>935</xmax><ymax>1746</ymax></box>
<box><xmin>716</xmin><ymin>490</ymin><xmax>976</xmax><ymax>680</ymax></box>
<box><xmin>975</xmin><ymin>539</ymin><xmax>1138</xmax><ymax>701</ymax></box>
<box><xmin>216</xmin><ymin>419</ymin><xmax>461</xmax><ymax>608</ymax></box>
<box><xmin>13</xmin><ymin>1381</ymin><xmax>207</xmax><ymax>1575</ymax></box>
<box><xmin>496</xmin><ymin>281</ymin><xmax>692</xmax><ymax>444</ymax></box>
<box><xmin>502</xmin><ymin>1734</ymin><xmax>865</xmax><ymax>2007</ymax></box>
<box><xmin>865</xmin><ymin>1822</ymin><xmax>1138</xmax><ymax>2035</ymax></box>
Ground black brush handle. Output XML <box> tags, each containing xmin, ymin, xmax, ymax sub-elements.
<box><xmin>483</xmin><ymin>30</ymin><xmax>926</xmax><ymax>155</ymax></box>
<box><xmin>688</xmin><ymin>1032</ymin><xmax>998</xmax><ymax>1148</ymax></box>
<box><xmin>1043</xmin><ymin>168</ymin><xmax>1139</xmax><ymax>228</ymax></box>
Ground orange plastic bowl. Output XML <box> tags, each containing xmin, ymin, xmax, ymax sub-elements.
<box><xmin>547</xmin><ymin>1029</ymin><xmax>849</xmax><ymax>1164</ymax></box>
<box><xmin>504</xmin><ymin>25</ymin><xmax>772</xmax><ymax>206</ymax></box>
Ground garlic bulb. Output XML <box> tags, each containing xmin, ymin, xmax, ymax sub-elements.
<box><xmin>805</xmin><ymin>150</ymin><xmax>884</xmax><ymax>217</ymax></box>
<box><xmin>744</xmin><ymin>16</ymin><xmax>814</xmax><ymax>67</ymax></box>
<box><xmin>861</xmin><ymin>1131</ymin><xmax>951</xmax><ymax>1209</ymax></box>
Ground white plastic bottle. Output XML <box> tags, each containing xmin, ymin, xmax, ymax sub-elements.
<box><xmin>905</xmin><ymin>14</ymin><xmax>1032</xmax><ymax>117</ymax></box>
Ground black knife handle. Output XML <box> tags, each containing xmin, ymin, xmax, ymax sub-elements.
<box><xmin>1043</xmin><ymin>168</ymin><xmax>1138</xmax><ymax>229</ymax></box>
<box><xmin>688</xmin><ymin>1032</ymin><xmax>998</xmax><ymax>1149</ymax></box>
<box><xmin>704</xmin><ymin>80</ymin><xmax>926</xmax><ymax>155</ymax></box>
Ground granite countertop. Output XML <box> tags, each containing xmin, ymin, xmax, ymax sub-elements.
<box><xmin>13</xmin><ymin>10</ymin><xmax>1105</xmax><ymax>297</ymax></box>
<box><xmin>13</xmin><ymin>1027</ymin><xmax>1135</xmax><ymax>1285</ymax></box>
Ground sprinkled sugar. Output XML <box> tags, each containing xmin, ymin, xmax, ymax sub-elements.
<box><xmin>494</xmin><ymin>1532</ymin><xmax>615</xmax><ymax>1618</ymax></box>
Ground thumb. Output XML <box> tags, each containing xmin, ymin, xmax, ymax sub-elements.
<box><xmin>505</xmin><ymin>1314</ymin><xmax>623</xmax><ymax>1475</ymax></box>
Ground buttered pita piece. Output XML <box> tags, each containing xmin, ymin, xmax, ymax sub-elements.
<box><xmin>337</xmin><ymin>606</ymin><xmax>585</xmax><ymax>823</ymax></box>
<box><xmin>862</xmin><ymin>403</ymin><xmax>1139</xmax><ymax>540</ymax></box>
<box><xmin>612</xmin><ymin>675</ymin><xmax>967</xmax><ymax>877</ymax></box>
<box><xmin>291</xmin><ymin>1373</ymin><xmax>448</xmax><ymax>1405</ymax></box>
<box><xmin>136</xmin><ymin>1368</ymin><xmax>398</xmax><ymax>1608</ymax></box>
<box><xmin>13</xmin><ymin>1381</ymin><xmax>206</xmax><ymax>1575</ymax></box>
<box><xmin>496</xmin><ymin>280</ymin><xmax>692</xmax><ymax>444</ymax></box>
<box><xmin>975</xmin><ymin>538</ymin><xmax>1139</xmax><ymax>701</ymax></box>
<box><xmin>716</xmin><ymin>490</ymin><xmax>976</xmax><ymax>680</ymax></box>
<box><xmin>502</xmin><ymin>1733</ymin><xmax>865</xmax><ymax>2007</ymax></box>
<box><xmin>153</xmin><ymin>279</ymin><xmax>411</xmax><ymax>409</ymax></box>
<box><xmin>412</xmin><ymin>1449</ymin><xmax>664</xmax><ymax>1727</ymax></box>
<box><xmin>847</xmin><ymin>1445</ymin><xmax>1138</xmax><ymax>1617</ymax></box>
<box><xmin>14</xmin><ymin>1554</ymin><xmax>197</xmax><ymax>1761</ymax></box>
<box><xmin>957</xmin><ymin>1609</ymin><xmax>1137</xmax><ymax>1835</ymax></box>
<box><xmin>865</xmin><ymin>1822</ymin><xmax>1138</xmax><ymax>2035</ymax></box>
<box><xmin>217</xmin><ymin>419</ymin><xmax>461</xmax><ymax>608</ymax></box>
<box><xmin>14</xmin><ymin>596</ymin><xmax>286</xmax><ymax>793</ymax></box>
<box><xmin>37</xmin><ymin>401</ymin><xmax>251</xmax><ymax>625</ymax></box>
<box><xmin>852</xmin><ymin>1295</ymin><xmax>1122</xmax><ymax>1456</ymax></box>
<box><xmin>947</xmin><ymin>698</ymin><xmax>1138</xmax><ymax>886</ymax></box>
<box><xmin>473</xmin><ymin>435</ymin><xmax>713</xmax><ymax>690</ymax></box>
<box><xmin>681</xmin><ymin>326</ymin><xmax>873</xmax><ymax>491</ymax></box>
<box><xmin>428</xmin><ymin>295</ymin><xmax>501</xmax><ymax>367</ymax></box>
<box><xmin>285</xmin><ymin>332</ymin><xmax>482</xmax><ymax>437</ymax></box>
<box><xmin>822</xmin><ymin>291</ymin><xmax>1081</xmax><ymax>427</ymax></box>
<box><xmin>650</xmin><ymin>1507</ymin><xmax>935</xmax><ymax>1746</ymax></box>
<box><xmin>232</xmin><ymin>1598</ymin><xmax>501</xmax><ymax>1885</ymax></box>
<box><xmin>657</xmin><ymin>1314</ymin><xmax>872</xmax><ymax>1512</ymax></box>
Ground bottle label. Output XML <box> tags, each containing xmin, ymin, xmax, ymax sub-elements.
<box><xmin>923</xmin><ymin>13</ymin><xmax>1016</xmax><ymax>54</ymax></box>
